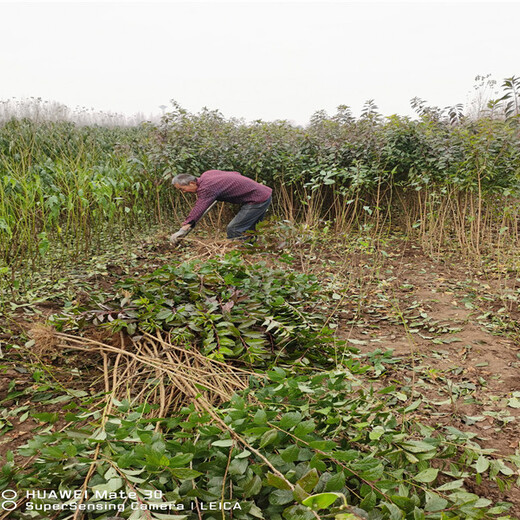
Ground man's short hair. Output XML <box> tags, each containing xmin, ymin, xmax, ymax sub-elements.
<box><xmin>172</xmin><ymin>174</ymin><xmax>197</xmax><ymax>186</ymax></box>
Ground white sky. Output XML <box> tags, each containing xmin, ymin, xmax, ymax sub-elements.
<box><xmin>1</xmin><ymin>0</ymin><xmax>518</xmax><ymax>125</ymax></box>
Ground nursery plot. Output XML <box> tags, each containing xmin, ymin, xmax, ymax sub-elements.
<box><xmin>3</xmin><ymin>89</ymin><xmax>520</xmax><ymax>518</ymax></box>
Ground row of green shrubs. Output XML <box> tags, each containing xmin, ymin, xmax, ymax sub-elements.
<box><xmin>1</xmin><ymin>82</ymin><xmax>520</xmax><ymax>270</ymax></box>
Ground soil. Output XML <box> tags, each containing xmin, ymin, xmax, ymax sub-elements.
<box><xmin>331</xmin><ymin>240</ymin><xmax>520</xmax><ymax>514</ymax></box>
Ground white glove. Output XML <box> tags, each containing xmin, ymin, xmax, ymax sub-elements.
<box><xmin>169</xmin><ymin>228</ymin><xmax>189</xmax><ymax>245</ymax></box>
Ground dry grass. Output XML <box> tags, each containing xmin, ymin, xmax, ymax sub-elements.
<box><xmin>182</xmin><ymin>237</ymin><xmax>239</xmax><ymax>259</ymax></box>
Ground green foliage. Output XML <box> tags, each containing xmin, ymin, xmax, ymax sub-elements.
<box><xmin>3</xmin><ymin>76</ymin><xmax>520</xmax><ymax>273</ymax></box>
<box><xmin>51</xmin><ymin>252</ymin><xmax>337</xmax><ymax>366</ymax></box>
<box><xmin>499</xmin><ymin>76</ymin><xmax>520</xmax><ymax>120</ymax></box>
<box><xmin>0</xmin><ymin>119</ymin><xmax>159</xmax><ymax>270</ymax></box>
<box><xmin>5</xmin><ymin>370</ymin><xmax>518</xmax><ymax>519</ymax></box>
<box><xmin>143</xmin><ymin>89</ymin><xmax>520</xmax><ymax>245</ymax></box>
<box><xmin>147</xmin><ymin>89</ymin><xmax>520</xmax><ymax>201</ymax></box>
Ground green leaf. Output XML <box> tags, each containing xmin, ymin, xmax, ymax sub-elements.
<box><xmin>105</xmin><ymin>466</ymin><xmax>118</xmax><ymax>480</ymax></box>
<box><xmin>360</xmin><ymin>491</ymin><xmax>376</xmax><ymax>511</ymax></box>
<box><xmin>243</xmin><ymin>475</ymin><xmax>262</xmax><ymax>498</ymax></box>
<box><xmin>248</xmin><ymin>504</ymin><xmax>264</xmax><ymax>518</ymax></box>
<box><xmin>308</xmin><ymin>440</ymin><xmax>336</xmax><ymax>451</ymax></box>
<box><xmin>350</xmin><ymin>458</ymin><xmax>384</xmax><ymax>480</ymax></box>
<box><xmin>293</xmin><ymin>483</ymin><xmax>309</xmax><ymax>503</ymax></box>
<box><xmin>302</xmin><ymin>492</ymin><xmax>343</xmax><ymax>510</ymax></box>
<box><xmin>390</xmin><ymin>495</ymin><xmax>415</xmax><ymax>512</ymax></box>
<box><xmin>282</xmin><ymin>505</ymin><xmax>315</xmax><ymax>519</ymax></box>
<box><xmin>413</xmin><ymin>507</ymin><xmax>426</xmax><ymax>520</ymax></box>
<box><xmin>169</xmin><ymin>453</ymin><xmax>193</xmax><ymax>467</ymax></box>
<box><xmin>325</xmin><ymin>471</ymin><xmax>345</xmax><ymax>492</ymax></box>
<box><xmin>309</xmin><ymin>457</ymin><xmax>327</xmax><ymax>473</ymax></box>
<box><xmin>269</xmin><ymin>488</ymin><xmax>294</xmax><ymax>505</ymax></box>
<box><xmin>347</xmin><ymin>338</ymin><xmax>367</xmax><ymax>345</ymax></box>
<box><xmin>32</xmin><ymin>412</ymin><xmax>59</xmax><ymax>424</ymax></box>
<box><xmin>383</xmin><ymin>501</ymin><xmax>405</xmax><ymax>520</ymax></box>
<box><xmin>281</xmin><ymin>444</ymin><xmax>300</xmax><ymax>463</ymax></box>
<box><xmin>41</xmin><ymin>446</ymin><xmax>64</xmax><ymax>459</ymax></box>
<box><xmin>404</xmin><ymin>399</ymin><xmax>422</xmax><ymax>413</ymax></box>
<box><xmin>334</xmin><ymin>450</ymin><xmax>360</xmax><ymax>462</ymax></box>
<box><xmin>260</xmin><ymin>429</ymin><xmax>279</xmax><ymax>448</ymax></box>
<box><xmin>296</xmin><ymin>468</ymin><xmax>319</xmax><ymax>493</ymax></box>
<box><xmin>267</xmin><ymin>472</ymin><xmax>292</xmax><ymax>490</ymax></box>
<box><xmin>507</xmin><ymin>397</ymin><xmax>520</xmax><ymax>408</ymax></box>
<box><xmin>169</xmin><ymin>468</ymin><xmax>202</xmax><ymax>480</ymax></box>
<box><xmin>475</xmin><ymin>455</ymin><xmax>490</xmax><ymax>473</ymax></box>
<box><xmin>253</xmin><ymin>409</ymin><xmax>267</xmax><ymax>424</ymax></box>
<box><xmin>229</xmin><ymin>457</ymin><xmax>249</xmax><ymax>475</ymax></box>
<box><xmin>413</xmin><ymin>468</ymin><xmax>438</xmax><ymax>483</ymax></box>
<box><xmin>91</xmin><ymin>477</ymin><xmax>123</xmax><ymax>494</ymax></box>
<box><xmin>279</xmin><ymin>412</ymin><xmax>302</xmax><ymax>430</ymax></box>
<box><xmin>156</xmin><ymin>308</ymin><xmax>174</xmax><ymax>320</ymax></box>
<box><xmin>474</xmin><ymin>498</ymin><xmax>492</xmax><ymax>508</ymax></box>
<box><xmin>378</xmin><ymin>385</ymin><xmax>396</xmax><ymax>394</ymax></box>
<box><xmin>294</xmin><ymin>420</ymin><xmax>315</xmax><ymax>437</ymax></box>
<box><xmin>369</xmin><ymin>426</ymin><xmax>385</xmax><ymax>440</ymax></box>
<box><xmin>129</xmin><ymin>509</ymin><xmax>148</xmax><ymax>520</ymax></box>
<box><xmin>399</xmin><ymin>440</ymin><xmax>436</xmax><ymax>453</ymax></box>
<box><xmin>448</xmin><ymin>491</ymin><xmax>480</xmax><ymax>505</ymax></box>
<box><xmin>236</xmin><ymin>449</ymin><xmax>251</xmax><ymax>459</ymax></box>
<box><xmin>267</xmin><ymin>367</ymin><xmax>286</xmax><ymax>381</ymax></box>
<box><xmin>436</xmin><ymin>479</ymin><xmax>464</xmax><ymax>491</ymax></box>
<box><xmin>212</xmin><ymin>439</ymin><xmax>234</xmax><ymax>447</ymax></box>
<box><xmin>424</xmin><ymin>491</ymin><xmax>448</xmax><ymax>512</ymax></box>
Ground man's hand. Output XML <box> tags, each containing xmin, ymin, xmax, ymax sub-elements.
<box><xmin>169</xmin><ymin>225</ymin><xmax>191</xmax><ymax>245</ymax></box>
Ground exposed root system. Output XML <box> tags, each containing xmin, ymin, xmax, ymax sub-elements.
<box><xmin>52</xmin><ymin>330</ymin><xmax>257</xmax><ymax>415</ymax></box>
<box><xmin>27</xmin><ymin>323</ymin><xmax>59</xmax><ymax>358</ymax></box>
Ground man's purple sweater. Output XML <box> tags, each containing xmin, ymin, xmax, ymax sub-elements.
<box><xmin>182</xmin><ymin>170</ymin><xmax>272</xmax><ymax>226</ymax></box>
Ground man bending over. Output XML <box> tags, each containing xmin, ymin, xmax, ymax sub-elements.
<box><xmin>170</xmin><ymin>170</ymin><xmax>272</xmax><ymax>245</ymax></box>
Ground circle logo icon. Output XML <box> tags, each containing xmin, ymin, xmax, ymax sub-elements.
<box><xmin>1</xmin><ymin>490</ymin><xmax>18</xmax><ymax>511</ymax></box>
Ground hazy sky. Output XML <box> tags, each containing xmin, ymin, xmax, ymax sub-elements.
<box><xmin>1</xmin><ymin>0</ymin><xmax>518</xmax><ymax>124</ymax></box>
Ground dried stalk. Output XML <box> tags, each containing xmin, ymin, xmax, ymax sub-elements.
<box><xmin>53</xmin><ymin>331</ymin><xmax>258</xmax><ymax>414</ymax></box>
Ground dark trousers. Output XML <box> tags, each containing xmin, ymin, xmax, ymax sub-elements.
<box><xmin>226</xmin><ymin>196</ymin><xmax>272</xmax><ymax>239</ymax></box>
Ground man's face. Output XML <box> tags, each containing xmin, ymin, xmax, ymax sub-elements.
<box><xmin>174</xmin><ymin>181</ymin><xmax>198</xmax><ymax>193</ymax></box>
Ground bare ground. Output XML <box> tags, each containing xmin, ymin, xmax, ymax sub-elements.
<box><xmin>331</xmin><ymin>240</ymin><xmax>520</xmax><ymax>514</ymax></box>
